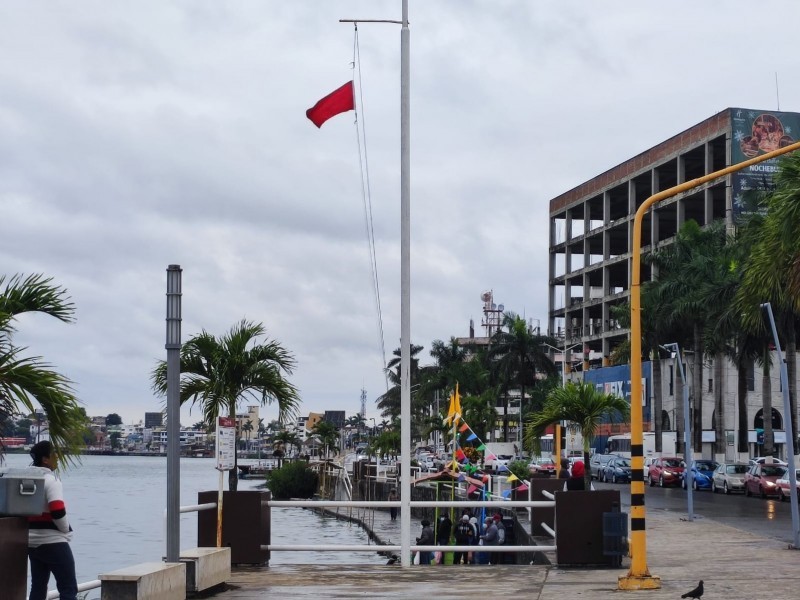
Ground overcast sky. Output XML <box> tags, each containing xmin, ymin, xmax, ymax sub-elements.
<box><xmin>2</xmin><ymin>1</ymin><xmax>799</xmax><ymax>427</ymax></box>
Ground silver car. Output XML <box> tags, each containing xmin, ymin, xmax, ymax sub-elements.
<box><xmin>711</xmin><ymin>462</ymin><xmax>749</xmax><ymax>494</ymax></box>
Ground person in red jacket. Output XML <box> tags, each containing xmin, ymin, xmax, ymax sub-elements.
<box><xmin>27</xmin><ymin>441</ymin><xmax>77</xmax><ymax>600</ymax></box>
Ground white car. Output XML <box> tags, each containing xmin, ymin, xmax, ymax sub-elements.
<box><xmin>643</xmin><ymin>457</ymin><xmax>658</xmax><ymax>478</ymax></box>
<box><xmin>750</xmin><ymin>456</ymin><xmax>787</xmax><ymax>466</ymax></box>
<box><xmin>492</xmin><ymin>454</ymin><xmax>515</xmax><ymax>471</ymax></box>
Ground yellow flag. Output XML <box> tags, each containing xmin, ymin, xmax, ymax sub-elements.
<box><xmin>506</xmin><ymin>473</ymin><xmax>519</xmax><ymax>482</ymax></box>
<box><xmin>453</xmin><ymin>382</ymin><xmax>462</xmax><ymax>425</ymax></box>
<box><xmin>444</xmin><ymin>390</ymin><xmax>456</xmax><ymax>426</ymax></box>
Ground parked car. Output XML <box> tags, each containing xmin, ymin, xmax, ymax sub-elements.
<box><xmin>589</xmin><ymin>454</ymin><xmax>617</xmax><ymax>480</ymax></box>
<box><xmin>601</xmin><ymin>456</ymin><xmax>632</xmax><ymax>483</ymax></box>
<box><xmin>744</xmin><ymin>463</ymin><xmax>786</xmax><ymax>498</ymax></box>
<box><xmin>648</xmin><ymin>457</ymin><xmax>685</xmax><ymax>487</ymax></box>
<box><xmin>528</xmin><ymin>457</ymin><xmax>556</xmax><ymax>477</ymax></box>
<box><xmin>777</xmin><ymin>468</ymin><xmax>800</xmax><ymax>501</ymax></box>
<box><xmin>711</xmin><ymin>462</ymin><xmax>749</xmax><ymax>494</ymax></box>
<box><xmin>682</xmin><ymin>459</ymin><xmax>719</xmax><ymax>491</ymax></box>
<box><xmin>589</xmin><ymin>454</ymin><xmax>617</xmax><ymax>481</ymax></box>
<box><xmin>749</xmin><ymin>456</ymin><xmax>787</xmax><ymax>466</ymax></box>
<box><xmin>493</xmin><ymin>454</ymin><xmax>515</xmax><ymax>471</ymax></box>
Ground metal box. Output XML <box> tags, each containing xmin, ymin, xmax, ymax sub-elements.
<box><xmin>0</xmin><ymin>468</ymin><xmax>46</xmax><ymax>516</ymax></box>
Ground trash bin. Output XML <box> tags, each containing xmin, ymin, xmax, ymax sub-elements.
<box><xmin>0</xmin><ymin>468</ymin><xmax>46</xmax><ymax>516</ymax></box>
<box><xmin>602</xmin><ymin>510</ymin><xmax>628</xmax><ymax>567</ymax></box>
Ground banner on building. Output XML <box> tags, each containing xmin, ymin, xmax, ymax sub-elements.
<box><xmin>731</xmin><ymin>107</ymin><xmax>800</xmax><ymax>222</ymax></box>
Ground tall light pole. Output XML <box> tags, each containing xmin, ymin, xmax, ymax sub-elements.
<box><xmin>622</xmin><ymin>139</ymin><xmax>800</xmax><ymax>590</ymax></box>
<box><xmin>761</xmin><ymin>302</ymin><xmax>800</xmax><ymax>549</ymax></box>
<box><xmin>165</xmin><ymin>264</ymin><xmax>182</xmax><ymax>563</ymax></box>
<box><xmin>662</xmin><ymin>344</ymin><xmax>693</xmax><ymax>521</ymax></box>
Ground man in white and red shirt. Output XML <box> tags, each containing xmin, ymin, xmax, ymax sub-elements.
<box><xmin>27</xmin><ymin>441</ymin><xmax>77</xmax><ymax>600</ymax></box>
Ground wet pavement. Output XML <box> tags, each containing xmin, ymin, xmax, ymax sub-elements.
<box><xmin>212</xmin><ymin>501</ymin><xmax>800</xmax><ymax>599</ymax></box>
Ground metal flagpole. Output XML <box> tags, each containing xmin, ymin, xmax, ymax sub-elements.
<box><xmin>339</xmin><ymin>0</ymin><xmax>410</xmax><ymax>566</ymax></box>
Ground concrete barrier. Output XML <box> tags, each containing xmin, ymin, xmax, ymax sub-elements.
<box><xmin>99</xmin><ymin>562</ymin><xmax>185</xmax><ymax>600</ymax></box>
<box><xmin>180</xmin><ymin>547</ymin><xmax>231</xmax><ymax>593</ymax></box>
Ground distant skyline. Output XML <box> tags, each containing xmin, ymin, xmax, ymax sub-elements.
<box><xmin>3</xmin><ymin>2</ymin><xmax>800</xmax><ymax>425</ymax></box>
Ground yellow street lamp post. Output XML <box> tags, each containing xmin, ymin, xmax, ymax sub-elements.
<box><xmin>618</xmin><ymin>140</ymin><xmax>800</xmax><ymax>590</ymax></box>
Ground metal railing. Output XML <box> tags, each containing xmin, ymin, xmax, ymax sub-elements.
<box><xmin>45</xmin><ymin>580</ymin><xmax>101</xmax><ymax>600</ymax></box>
<box><xmin>262</xmin><ymin>498</ymin><xmax>557</xmax><ymax>554</ymax></box>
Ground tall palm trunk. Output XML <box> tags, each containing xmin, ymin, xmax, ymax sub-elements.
<box><xmin>762</xmin><ymin>349</ymin><xmax>774</xmax><ymax>457</ymax></box>
<box><xmin>692</xmin><ymin>325</ymin><xmax>704</xmax><ymax>452</ymax></box>
<box><xmin>714</xmin><ymin>353</ymin><xmax>725</xmax><ymax>458</ymax></box>
<box><xmin>737</xmin><ymin>363</ymin><xmax>749</xmax><ymax>455</ymax></box>
<box><xmin>653</xmin><ymin>356</ymin><xmax>663</xmax><ymax>452</ymax></box>
<box><xmin>787</xmin><ymin>328</ymin><xmax>797</xmax><ymax>451</ymax></box>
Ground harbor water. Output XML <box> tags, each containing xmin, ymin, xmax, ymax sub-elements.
<box><xmin>3</xmin><ymin>453</ymin><xmax>384</xmax><ymax>597</ymax></box>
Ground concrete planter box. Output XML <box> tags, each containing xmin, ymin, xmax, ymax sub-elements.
<box><xmin>0</xmin><ymin>516</ymin><xmax>28</xmax><ymax>600</ymax></box>
<box><xmin>197</xmin><ymin>490</ymin><xmax>271</xmax><ymax>565</ymax></box>
<box><xmin>554</xmin><ymin>489</ymin><xmax>621</xmax><ymax>567</ymax></box>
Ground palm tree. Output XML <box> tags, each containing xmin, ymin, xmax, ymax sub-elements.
<box><xmin>489</xmin><ymin>313</ymin><xmax>557</xmax><ymax>441</ymax></box>
<box><xmin>151</xmin><ymin>319</ymin><xmax>300</xmax><ymax>491</ymax></box>
<box><xmin>0</xmin><ymin>274</ymin><xmax>85</xmax><ymax>463</ymax></box>
<box><xmin>241</xmin><ymin>419</ymin><xmax>254</xmax><ymax>452</ymax></box>
<box><xmin>274</xmin><ymin>429</ymin><xmax>300</xmax><ymax>459</ymax></box>
<box><xmin>646</xmin><ymin>220</ymin><xmax>727</xmax><ymax>450</ymax></box>
<box><xmin>376</xmin><ymin>344</ymin><xmax>424</xmax><ymax>421</ymax></box>
<box><xmin>312</xmin><ymin>420</ymin><xmax>339</xmax><ymax>458</ymax></box>
<box><xmin>525</xmin><ymin>381</ymin><xmax>630</xmax><ymax>488</ymax></box>
<box><xmin>738</xmin><ymin>153</ymin><xmax>800</xmax><ymax>447</ymax></box>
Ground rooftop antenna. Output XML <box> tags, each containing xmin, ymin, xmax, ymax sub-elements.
<box><xmin>360</xmin><ymin>388</ymin><xmax>367</xmax><ymax>419</ymax></box>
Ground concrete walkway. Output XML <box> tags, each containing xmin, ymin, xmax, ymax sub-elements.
<box><xmin>214</xmin><ymin>504</ymin><xmax>800</xmax><ymax>599</ymax></box>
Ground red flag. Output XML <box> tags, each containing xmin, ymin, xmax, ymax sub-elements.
<box><xmin>306</xmin><ymin>81</ymin><xmax>355</xmax><ymax>128</ymax></box>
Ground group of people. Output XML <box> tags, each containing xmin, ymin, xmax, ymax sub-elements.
<box><xmin>415</xmin><ymin>509</ymin><xmax>507</xmax><ymax>565</ymax></box>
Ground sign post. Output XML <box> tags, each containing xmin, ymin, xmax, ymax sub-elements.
<box><xmin>215</xmin><ymin>416</ymin><xmax>236</xmax><ymax>548</ymax></box>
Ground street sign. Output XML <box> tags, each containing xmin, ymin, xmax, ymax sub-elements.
<box><xmin>216</xmin><ymin>417</ymin><xmax>236</xmax><ymax>471</ymax></box>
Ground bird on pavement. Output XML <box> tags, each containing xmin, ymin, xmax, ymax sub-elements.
<box><xmin>681</xmin><ymin>580</ymin><xmax>703</xmax><ymax>599</ymax></box>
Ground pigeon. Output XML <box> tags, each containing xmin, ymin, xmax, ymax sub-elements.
<box><xmin>681</xmin><ymin>580</ymin><xmax>703</xmax><ymax>599</ymax></box>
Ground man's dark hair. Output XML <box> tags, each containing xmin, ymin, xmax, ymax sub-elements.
<box><xmin>30</xmin><ymin>441</ymin><xmax>54</xmax><ymax>466</ymax></box>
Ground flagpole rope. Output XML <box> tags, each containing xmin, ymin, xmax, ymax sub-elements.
<box><xmin>352</xmin><ymin>24</ymin><xmax>389</xmax><ymax>394</ymax></box>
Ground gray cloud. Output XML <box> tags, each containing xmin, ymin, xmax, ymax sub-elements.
<box><xmin>2</xmin><ymin>1</ymin><xmax>799</xmax><ymax>425</ymax></box>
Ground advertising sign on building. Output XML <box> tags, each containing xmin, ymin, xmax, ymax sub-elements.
<box><xmin>731</xmin><ymin>107</ymin><xmax>800</xmax><ymax>221</ymax></box>
<box><xmin>215</xmin><ymin>416</ymin><xmax>236</xmax><ymax>471</ymax></box>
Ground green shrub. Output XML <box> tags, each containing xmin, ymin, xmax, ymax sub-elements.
<box><xmin>508</xmin><ymin>460</ymin><xmax>530</xmax><ymax>481</ymax></box>
<box><xmin>267</xmin><ymin>461</ymin><xmax>319</xmax><ymax>499</ymax></box>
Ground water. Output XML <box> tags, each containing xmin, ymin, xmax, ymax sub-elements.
<box><xmin>3</xmin><ymin>453</ymin><xmax>383</xmax><ymax>597</ymax></box>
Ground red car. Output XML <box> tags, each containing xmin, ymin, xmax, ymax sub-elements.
<box><xmin>528</xmin><ymin>457</ymin><xmax>556</xmax><ymax>477</ymax></box>
<box><xmin>777</xmin><ymin>468</ymin><xmax>800</xmax><ymax>501</ymax></box>
<box><xmin>744</xmin><ymin>463</ymin><xmax>786</xmax><ymax>498</ymax></box>
<box><xmin>648</xmin><ymin>457</ymin><xmax>685</xmax><ymax>487</ymax></box>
